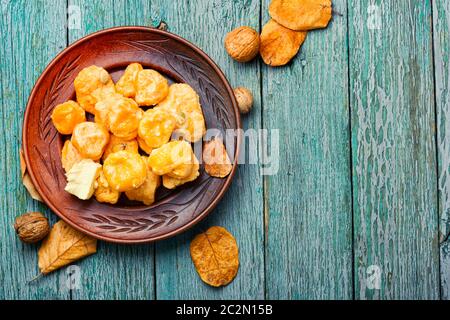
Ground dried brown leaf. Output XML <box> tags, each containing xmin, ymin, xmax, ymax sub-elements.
<box><xmin>20</xmin><ymin>149</ymin><xmax>43</xmax><ymax>202</ymax></box>
<box><xmin>23</xmin><ymin>173</ymin><xmax>44</xmax><ymax>202</ymax></box>
<box><xmin>203</xmin><ymin>139</ymin><xmax>232</xmax><ymax>178</ymax></box>
<box><xmin>190</xmin><ymin>226</ymin><xmax>239</xmax><ymax>287</ymax></box>
<box><xmin>38</xmin><ymin>220</ymin><xmax>97</xmax><ymax>275</ymax></box>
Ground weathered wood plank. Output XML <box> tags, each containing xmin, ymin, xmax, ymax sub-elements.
<box><xmin>68</xmin><ymin>0</ymin><xmax>154</xmax><ymax>300</ymax></box>
<box><xmin>0</xmin><ymin>0</ymin><xmax>69</xmax><ymax>299</ymax></box>
<box><xmin>433</xmin><ymin>0</ymin><xmax>450</xmax><ymax>300</ymax></box>
<box><xmin>152</xmin><ymin>0</ymin><xmax>265</xmax><ymax>299</ymax></box>
<box><xmin>349</xmin><ymin>0</ymin><xmax>439</xmax><ymax>299</ymax></box>
<box><xmin>262</xmin><ymin>0</ymin><xmax>353</xmax><ymax>299</ymax></box>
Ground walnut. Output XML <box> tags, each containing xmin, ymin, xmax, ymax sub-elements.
<box><xmin>14</xmin><ymin>212</ymin><xmax>50</xmax><ymax>243</ymax></box>
<box><xmin>234</xmin><ymin>87</ymin><xmax>253</xmax><ymax>114</ymax></box>
<box><xmin>225</xmin><ymin>26</ymin><xmax>260</xmax><ymax>62</ymax></box>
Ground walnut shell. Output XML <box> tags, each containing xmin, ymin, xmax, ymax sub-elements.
<box><xmin>225</xmin><ymin>26</ymin><xmax>260</xmax><ymax>62</ymax></box>
<box><xmin>14</xmin><ymin>212</ymin><xmax>50</xmax><ymax>243</ymax></box>
<box><xmin>234</xmin><ymin>87</ymin><xmax>253</xmax><ymax>114</ymax></box>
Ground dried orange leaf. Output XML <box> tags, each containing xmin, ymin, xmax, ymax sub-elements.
<box><xmin>20</xmin><ymin>149</ymin><xmax>26</xmax><ymax>178</ymax></box>
<box><xmin>38</xmin><ymin>220</ymin><xmax>97</xmax><ymax>275</ymax></box>
<box><xmin>203</xmin><ymin>139</ymin><xmax>232</xmax><ymax>178</ymax></box>
<box><xmin>190</xmin><ymin>226</ymin><xmax>239</xmax><ymax>287</ymax></box>
<box><xmin>260</xmin><ymin>19</ymin><xmax>307</xmax><ymax>67</ymax></box>
<box><xmin>269</xmin><ymin>0</ymin><xmax>332</xmax><ymax>31</ymax></box>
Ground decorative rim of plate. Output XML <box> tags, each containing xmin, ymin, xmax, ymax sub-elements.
<box><xmin>22</xmin><ymin>26</ymin><xmax>242</xmax><ymax>244</ymax></box>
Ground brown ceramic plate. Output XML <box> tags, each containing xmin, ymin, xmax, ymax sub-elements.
<box><xmin>22</xmin><ymin>26</ymin><xmax>241</xmax><ymax>244</ymax></box>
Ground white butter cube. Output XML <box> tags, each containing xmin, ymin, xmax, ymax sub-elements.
<box><xmin>65</xmin><ymin>159</ymin><xmax>102</xmax><ymax>200</ymax></box>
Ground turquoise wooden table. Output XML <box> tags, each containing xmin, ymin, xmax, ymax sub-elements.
<box><xmin>1</xmin><ymin>0</ymin><xmax>449</xmax><ymax>300</ymax></box>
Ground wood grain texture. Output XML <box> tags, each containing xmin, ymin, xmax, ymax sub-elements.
<box><xmin>2</xmin><ymin>0</ymin><xmax>449</xmax><ymax>300</ymax></box>
<box><xmin>433</xmin><ymin>0</ymin><xmax>450</xmax><ymax>300</ymax></box>
<box><xmin>349</xmin><ymin>0</ymin><xmax>439</xmax><ymax>299</ymax></box>
<box><xmin>0</xmin><ymin>0</ymin><xmax>69</xmax><ymax>300</ymax></box>
<box><xmin>263</xmin><ymin>0</ymin><xmax>353</xmax><ymax>299</ymax></box>
<box><xmin>152</xmin><ymin>0</ymin><xmax>265</xmax><ymax>299</ymax></box>
<box><xmin>68</xmin><ymin>0</ymin><xmax>154</xmax><ymax>300</ymax></box>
